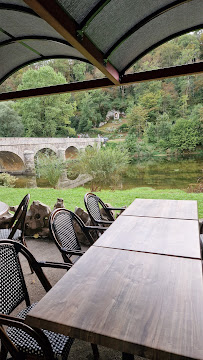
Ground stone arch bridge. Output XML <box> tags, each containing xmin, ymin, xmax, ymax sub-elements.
<box><xmin>0</xmin><ymin>137</ymin><xmax>102</xmax><ymax>174</ymax></box>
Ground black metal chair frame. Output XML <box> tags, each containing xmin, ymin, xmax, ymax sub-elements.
<box><xmin>0</xmin><ymin>194</ymin><xmax>30</xmax><ymax>246</ymax></box>
<box><xmin>200</xmin><ymin>222</ymin><xmax>203</xmax><ymax>259</ymax></box>
<box><xmin>84</xmin><ymin>192</ymin><xmax>125</xmax><ymax>228</ymax></box>
<box><xmin>49</xmin><ymin>208</ymin><xmax>104</xmax><ymax>264</ymax></box>
<box><xmin>0</xmin><ymin>239</ymin><xmax>73</xmax><ymax>360</ymax></box>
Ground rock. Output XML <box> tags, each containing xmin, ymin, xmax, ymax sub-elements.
<box><xmin>75</xmin><ymin>206</ymin><xmax>89</xmax><ymax>223</ymax></box>
<box><xmin>0</xmin><ymin>211</ymin><xmax>13</xmax><ymax>229</ymax></box>
<box><xmin>53</xmin><ymin>198</ymin><xmax>65</xmax><ymax>209</ymax></box>
<box><xmin>100</xmin><ymin>203</ymin><xmax>115</xmax><ymax>221</ymax></box>
<box><xmin>74</xmin><ymin>207</ymin><xmax>100</xmax><ymax>245</ymax></box>
<box><xmin>25</xmin><ymin>200</ymin><xmax>51</xmax><ymax>237</ymax></box>
<box><xmin>9</xmin><ymin>205</ymin><xmax>18</xmax><ymax>212</ymax></box>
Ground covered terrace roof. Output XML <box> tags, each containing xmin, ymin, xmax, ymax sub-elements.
<box><xmin>0</xmin><ymin>0</ymin><xmax>202</xmax><ymax>100</ymax></box>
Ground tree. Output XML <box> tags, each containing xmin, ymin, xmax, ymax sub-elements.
<box><xmin>74</xmin><ymin>89</ymin><xmax>112</xmax><ymax>132</ymax></box>
<box><xmin>0</xmin><ymin>101</ymin><xmax>24</xmax><ymax>137</ymax></box>
<box><xmin>72</xmin><ymin>62</ymin><xmax>86</xmax><ymax>81</ymax></box>
<box><xmin>15</xmin><ymin>66</ymin><xmax>76</xmax><ymax>137</ymax></box>
<box><xmin>138</xmin><ymin>90</ymin><xmax>162</xmax><ymax>122</ymax></box>
<box><xmin>146</xmin><ymin>113</ymin><xmax>172</xmax><ymax>149</ymax></box>
<box><xmin>170</xmin><ymin>118</ymin><xmax>201</xmax><ymax>151</ymax></box>
<box><xmin>126</xmin><ymin>105</ymin><xmax>148</xmax><ymax>137</ymax></box>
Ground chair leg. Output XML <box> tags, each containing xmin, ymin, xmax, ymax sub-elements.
<box><xmin>22</xmin><ymin>237</ymin><xmax>34</xmax><ymax>274</ymax></box>
<box><xmin>0</xmin><ymin>344</ymin><xmax>8</xmax><ymax>360</ymax></box>
<box><xmin>122</xmin><ymin>353</ymin><xmax>134</xmax><ymax>360</ymax></box>
<box><xmin>91</xmin><ymin>343</ymin><xmax>99</xmax><ymax>360</ymax></box>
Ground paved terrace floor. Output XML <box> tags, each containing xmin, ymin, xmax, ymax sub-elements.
<box><xmin>16</xmin><ymin>236</ymin><xmax>144</xmax><ymax>360</ymax></box>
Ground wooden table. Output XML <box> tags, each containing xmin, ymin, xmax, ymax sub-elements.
<box><xmin>94</xmin><ymin>214</ymin><xmax>201</xmax><ymax>259</ymax></box>
<box><xmin>26</xmin><ymin>198</ymin><xmax>202</xmax><ymax>360</ymax></box>
<box><xmin>0</xmin><ymin>201</ymin><xmax>9</xmax><ymax>216</ymax></box>
<box><xmin>26</xmin><ymin>246</ymin><xmax>203</xmax><ymax>360</ymax></box>
<box><xmin>121</xmin><ymin>198</ymin><xmax>198</xmax><ymax>220</ymax></box>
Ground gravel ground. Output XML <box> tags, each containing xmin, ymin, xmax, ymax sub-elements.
<box><xmin>13</xmin><ymin>237</ymin><xmax>144</xmax><ymax>360</ymax></box>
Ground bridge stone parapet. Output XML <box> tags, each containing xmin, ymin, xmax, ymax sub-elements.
<box><xmin>0</xmin><ymin>137</ymin><xmax>102</xmax><ymax>174</ymax></box>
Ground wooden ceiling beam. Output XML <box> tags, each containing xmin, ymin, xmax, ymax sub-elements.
<box><xmin>0</xmin><ymin>78</ymin><xmax>113</xmax><ymax>101</ymax></box>
<box><xmin>23</xmin><ymin>0</ymin><xmax>120</xmax><ymax>85</ymax></box>
<box><xmin>121</xmin><ymin>62</ymin><xmax>203</xmax><ymax>85</ymax></box>
<box><xmin>0</xmin><ymin>62</ymin><xmax>202</xmax><ymax>101</ymax></box>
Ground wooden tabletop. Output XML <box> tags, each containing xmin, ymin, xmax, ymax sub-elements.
<box><xmin>94</xmin><ymin>214</ymin><xmax>201</xmax><ymax>259</ymax></box>
<box><xmin>0</xmin><ymin>201</ymin><xmax>9</xmax><ymax>216</ymax></box>
<box><xmin>121</xmin><ymin>198</ymin><xmax>198</xmax><ymax>220</ymax></box>
<box><xmin>26</xmin><ymin>246</ymin><xmax>203</xmax><ymax>360</ymax></box>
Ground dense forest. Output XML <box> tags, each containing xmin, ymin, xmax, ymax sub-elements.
<box><xmin>0</xmin><ymin>31</ymin><xmax>202</xmax><ymax>154</ymax></box>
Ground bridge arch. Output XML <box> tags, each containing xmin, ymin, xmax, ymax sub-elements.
<box><xmin>85</xmin><ymin>145</ymin><xmax>93</xmax><ymax>151</ymax></box>
<box><xmin>35</xmin><ymin>148</ymin><xmax>57</xmax><ymax>159</ymax></box>
<box><xmin>0</xmin><ymin>151</ymin><xmax>25</xmax><ymax>173</ymax></box>
<box><xmin>65</xmin><ymin>146</ymin><xmax>79</xmax><ymax>159</ymax></box>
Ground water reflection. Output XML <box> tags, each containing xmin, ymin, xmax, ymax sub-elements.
<box><xmin>122</xmin><ymin>155</ymin><xmax>203</xmax><ymax>190</ymax></box>
<box><xmin>14</xmin><ymin>154</ymin><xmax>203</xmax><ymax>190</ymax></box>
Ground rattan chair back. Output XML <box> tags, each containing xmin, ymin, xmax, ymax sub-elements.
<box><xmin>0</xmin><ymin>243</ymin><xmax>30</xmax><ymax>315</ymax></box>
<box><xmin>49</xmin><ymin>208</ymin><xmax>94</xmax><ymax>264</ymax></box>
<box><xmin>84</xmin><ymin>192</ymin><xmax>115</xmax><ymax>225</ymax></box>
<box><xmin>0</xmin><ymin>240</ymin><xmax>74</xmax><ymax>360</ymax></box>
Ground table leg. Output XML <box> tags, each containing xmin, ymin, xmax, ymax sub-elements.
<box><xmin>122</xmin><ymin>353</ymin><xmax>134</xmax><ymax>360</ymax></box>
<box><xmin>91</xmin><ymin>343</ymin><xmax>99</xmax><ymax>359</ymax></box>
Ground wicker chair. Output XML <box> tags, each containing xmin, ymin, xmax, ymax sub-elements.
<box><xmin>0</xmin><ymin>194</ymin><xmax>30</xmax><ymax>246</ymax></box>
<box><xmin>0</xmin><ymin>239</ymin><xmax>74</xmax><ymax>360</ymax></box>
<box><xmin>49</xmin><ymin>208</ymin><xmax>103</xmax><ymax>264</ymax></box>
<box><xmin>84</xmin><ymin>192</ymin><xmax>125</xmax><ymax>229</ymax></box>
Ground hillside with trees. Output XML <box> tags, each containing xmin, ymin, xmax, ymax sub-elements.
<box><xmin>0</xmin><ymin>31</ymin><xmax>202</xmax><ymax>155</ymax></box>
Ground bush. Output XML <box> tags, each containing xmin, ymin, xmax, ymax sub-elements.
<box><xmin>0</xmin><ymin>173</ymin><xmax>16</xmax><ymax>187</ymax></box>
<box><xmin>117</xmin><ymin>123</ymin><xmax>128</xmax><ymax>133</ymax></box>
<box><xmin>35</xmin><ymin>153</ymin><xmax>66</xmax><ymax>188</ymax></box>
<box><xmin>124</xmin><ymin>133</ymin><xmax>157</xmax><ymax>159</ymax></box>
<box><xmin>67</xmin><ymin>145</ymin><xmax>129</xmax><ymax>190</ymax></box>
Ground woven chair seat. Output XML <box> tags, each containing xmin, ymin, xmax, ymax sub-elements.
<box><xmin>0</xmin><ymin>228</ymin><xmax>22</xmax><ymax>241</ymax></box>
<box><xmin>7</xmin><ymin>303</ymin><xmax>74</xmax><ymax>360</ymax></box>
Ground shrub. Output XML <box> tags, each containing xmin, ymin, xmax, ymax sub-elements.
<box><xmin>117</xmin><ymin>123</ymin><xmax>128</xmax><ymax>133</ymax></box>
<box><xmin>0</xmin><ymin>173</ymin><xmax>16</xmax><ymax>187</ymax></box>
<box><xmin>35</xmin><ymin>153</ymin><xmax>66</xmax><ymax>188</ymax></box>
<box><xmin>67</xmin><ymin>145</ymin><xmax>129</xmax><ymax>190</ymax></box>
<box><xmin>124</xmin><ymin>134</ymin><xmax>157</xmax><ymax>159</ymax></box>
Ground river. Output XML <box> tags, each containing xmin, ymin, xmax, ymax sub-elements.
<box><xmin>13</xmin><ymin>154</ymin><xmax>203</xmax><ymax>191</ymax></box>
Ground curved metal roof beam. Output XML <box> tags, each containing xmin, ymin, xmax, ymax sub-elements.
<box><xmin>0</xmin><ymin>3</ymin><xmax>39</xmax><ymax>17</ymax></box>
<box><xmin>79</xmin><ymin>0</ymin><xmax>111</xmax><ymax>31</ymax></box>
<box><xmin>0</xmin><ymin>55</ymin><xmax>90</xmax><ymax>85</ymax></box>
<box><xmin>104</xmin><ymin>0</ymin><xmax>193</xmax><ymax>59</ymax></box>
<box><xmin>120</xmin><ymin>24</ymin><xmax>203</xmax><ymax>75</ymax></box>
<box><xmin>0</xmin><ymin>36</ymin><xmax>71</xmax><ymax>48</ymax></box>
<box><xmin>24</xmin><ymin>0</ymin><xmax>120</xmax><ymax>85</ymax></box>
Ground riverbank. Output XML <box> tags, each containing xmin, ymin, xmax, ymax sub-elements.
<box><xmin>0</xmin><ymin>186</ymin><xmax>203</xmax><ymax>218</ymax></box>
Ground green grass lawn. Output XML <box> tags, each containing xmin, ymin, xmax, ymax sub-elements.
<box><xmin>1</xmin><ymin>186</ymin><xmax>203</xmax><ymax>218</ymax></box>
